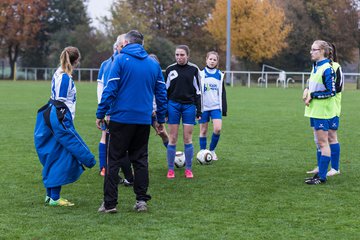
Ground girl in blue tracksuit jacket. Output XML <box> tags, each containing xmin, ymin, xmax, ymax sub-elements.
<box><xmin>34</xmin><ymin>46</ymin><xmax>96</xmax><ymax>207</ymax></box>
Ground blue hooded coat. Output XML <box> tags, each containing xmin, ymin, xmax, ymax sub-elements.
<box><xmin>34</xmin><ymin>100</ymin><xmax>96</xmax><ymax>188</ymax></box>
<box><xmin>96</xmin><ymin>43</ymin><xmax>167</xmax><ymax>125</ymax></box>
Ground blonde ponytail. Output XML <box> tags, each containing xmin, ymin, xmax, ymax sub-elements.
<box><xmin>60</xmin><ymin>46</ymin><xmax>81</xmax><ymax>75</ymax></box>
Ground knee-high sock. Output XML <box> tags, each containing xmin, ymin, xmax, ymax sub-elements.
<box><xmin>316</xmin><ymin>148</ymin><xmax>321</xmax><ymax>167</ymax></box>
<box><xmin>167</xmin><ymin>145</ymin><xmax>176</xmax><ymax>170</ymax></box>
<box><xmin>163</xmin><ymin>141</ymin><xmax>169</xmax><ymax>148</ymax></box>
<box><xmin>330</xmin><ymin>143</ymin><xmax>340</xmax><ymax>171</ymax></box>
<box><xmin>318</xmin><ymin>156</ymin><xmax>331</xmax><ymax>180</ymax></box>
<box><xmin>184</xmin><ymin>143</ymin><xmax>193</xmax><ymax>170</ymax></box>
<box><xmin>199</xmin><ymin>137</ymin><xmax>207</xmax><ymax>150</ymax></box>
<box><xmin>50</xmin><ymin>186</ymin><xmax>62</xmax><ymax>201</ymax></box>
<box><xmin>99</xmin><ymin>142</ymin><xmax>107</xmax><ymax>170</ymax></box>
<box><xmin>209</xmin><ymin>133</ymin><xmax>220</xmax><ymax>151</ymax></box>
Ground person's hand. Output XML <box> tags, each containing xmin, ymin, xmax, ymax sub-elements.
<box><xmin>156</xmin><ymin>123</ymin><xmax>165</xmax><ymax>134</ymax></box>
<box><xmin>196</xmin><ymin>112</ymin><xmax>202</xmax><ymax>121</ymax></box>
<box><xmin>302</xmin><ymin>88</ymin><xmax>309</xmax><ymax>102</ymax></box>
<box><xmin>153</xmin><ymin>121</ymin><xmax>160</xmax><ymax>135</ymax></box>
<box><xmin>305</xmin><ymin>95</ymin><xmax>312</xmax><ymax>106</ymax></box>
<box><xmin>96</xmin><ymin>118</ymin><xmax>104</xmax><ymax>130</ymax></box>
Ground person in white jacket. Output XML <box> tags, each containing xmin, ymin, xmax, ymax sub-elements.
<box><xmin>198</xmin><ymin>51</ymin><xmax>227</xmax><ymax>161</ymax></box>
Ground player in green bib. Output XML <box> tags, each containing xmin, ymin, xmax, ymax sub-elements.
<box><xmin>327</xmin><ymin>43</ymin><xmax>343</xmax><ymax>176</ymax></box>
<box><xmin>303</xmin><ymin>40</ymin><xmax>336</xmax><ymax>185</ymax></box>
<box><xmin>305</xmin><ymin>43</ymin><xmax>343</xmax><ymax>178</ymax></box>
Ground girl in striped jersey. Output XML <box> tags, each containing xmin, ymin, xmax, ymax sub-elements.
<box><xmin>305</xmin><ymin>43</ymin><xmax>343</xmax><ymax>177</ymax></box>
<box><xmin>149</xmin><ymin>54</ymin><xmax>169</xmax><ymax>147</ymax></box>
<box><xmin>96</xmin><ymin>41</ymin><xmax>119</xmax><ymax>177</ymax></box>
<box><xmin>198</xmin><ymin>51</ymin><xmax>227</xmax><ymax>160</ymax></box>
<box><xmin>35</xmin><ymin>46</ymin><xmax>96</xmax><ymax>206</ymax></box>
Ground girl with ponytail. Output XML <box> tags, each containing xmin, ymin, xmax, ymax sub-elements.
<box><xmin>306</xmin><ymin>43</ymin><xmax>344</xmax><ymax>178</ymax></box>
<box><xmin>303</xmin><ymin>40</ymin><xmax>337</xmax><ymax>185</ymax></box>
<box><xmin>60</xmin><ymin>46</ymin><xmax>81</xmax><ymax>76</ymax></box>
<box><xmin>34</xmin><ymin>46</ymin><xmax>96</xmax><ymax>207</ymax></box>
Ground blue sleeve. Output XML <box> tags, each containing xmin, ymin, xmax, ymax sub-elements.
<box><xmin>102</xmin><ymin>60</ymin><xmax>114</xmax><ymax>87</ymax></box>
<box><xmin>97</xmin><ymin>62</ymin><xmax>105</xmax><ymax>81</ymax></box>
<box><xmin>59</xmin><ymin>74</ymin><xmax>70</xmax><ymax>98</ymax></box>
<box><xmin>49</xmin><ymin>107</ymin><xmax>96</xmax><ymax>168</ymax></box>
<box><xmin>155</xmin><ymin>66</ymin><xmax>168</xmax><ymax>123</ymax></box>
<box><xmin>311</xmin><ymin>67</ymin><xmax>336</xmax><ymax>99</ymax></box>
<box><xmin>96</xmin><ymin>57</ymin><xmax>121</xmax><ymax>119</ymax></box>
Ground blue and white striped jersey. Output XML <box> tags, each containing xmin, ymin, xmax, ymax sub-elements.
<box><xmin>51</xmin><ymin>67</ymin><xmax>77</xmax><ymax>119</ymax></box>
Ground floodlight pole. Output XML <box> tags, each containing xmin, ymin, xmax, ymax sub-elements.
<box><xmin>225</xmin><ymin>0</ymin><xmax>231</xmax><ymax>85</ymax></box>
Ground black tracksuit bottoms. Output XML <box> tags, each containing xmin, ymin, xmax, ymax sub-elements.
<box><xmin>104</xmin><ymin>121</ymin><xmax>151</xmax><ymax>209</ymax></box>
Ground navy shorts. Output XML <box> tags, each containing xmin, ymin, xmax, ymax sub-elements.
<box><xmin>310</xmin><ymin>116</ymin><xmax>339</xmax><ymax>131</ymax></box>
<box><xmin>167</xmin><ymin>100</ymin><xmax>196</xmax><ymax>125</ymax></box>
<box><xmin>198</xmin><ymin>109</ymin><xmax>222</xmax><ymax>124</ymax></box>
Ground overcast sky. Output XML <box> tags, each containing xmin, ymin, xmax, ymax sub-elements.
<box><xmin>87</xmin><ymin>0</ymin><xmax>114</xmax><ymax>29</ymax></box>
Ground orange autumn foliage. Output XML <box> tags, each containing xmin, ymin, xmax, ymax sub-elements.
<box><xmin>0</xmin><ymin>0</ymin><xmax>47</xmax><ymax>78</ymax></box>
<box><xmin>206</xmin><ymin>0</ymin><xmax>291</xmax><ymax>62</ymax></box>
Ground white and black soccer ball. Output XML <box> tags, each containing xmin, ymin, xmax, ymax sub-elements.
<box><xmin>196</xmin><ymin>149</ymin><xmax>213</xmax><ymax>165</ymax></box>
<box><xmin>174</xmin><ymin>151</ymin><xmax>186</xmax><ymax>168</ymax></box>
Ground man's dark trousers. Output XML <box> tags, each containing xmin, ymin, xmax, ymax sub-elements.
<box><xmin>104</xmin><ymin>121</ymin><xmax>151</xmax><ymax>209</ymax></box>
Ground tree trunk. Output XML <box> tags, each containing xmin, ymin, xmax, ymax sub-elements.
<box><xmin>8</xmin><ymin>44</ymin><xmax>19</xmax><ymax>80</ymax></box>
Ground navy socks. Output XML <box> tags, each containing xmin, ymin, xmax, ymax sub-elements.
<box><xmin>330</xmin><ymin>143</ymin><xmax>340</xmax><ymax>171</ymax></box>
<box><xmin>184</xmin><ymin>144</ymin><xmax>193</xmax><ymax>170</ymax></box>
<box><xmin>167</xmin><ymin>145</ymin><xmax>176</xmax><ymax>170</ymax></box>
<box><xmin>99</xmin><ymin>142</ymin><xmax>106</xmax><ymax>170</ymax></box>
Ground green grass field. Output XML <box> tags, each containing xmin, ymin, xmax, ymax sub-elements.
<box><xmin>0</xmin><ymin>81</ymin><xmax>359</xmax><ymax>239</ymax></box>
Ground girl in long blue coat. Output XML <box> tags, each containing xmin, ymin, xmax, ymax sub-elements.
<box><xmin>34</xmin><ymin>46</ymin><xmax>96</xmax><ymax>206</ymax></box>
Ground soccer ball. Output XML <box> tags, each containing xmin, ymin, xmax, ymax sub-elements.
<box><xmin>174</xmin><ymin>151</ymin><xmax>186</xmax><ymax>168</ymax></box>
<box><xmin>196</xmin><ymin>149</ymin><xmax>213</xmax><ymax>165</ymax></box>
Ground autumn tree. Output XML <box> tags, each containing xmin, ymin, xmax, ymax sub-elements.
<box><xmin>268</xmin><ymin>0</ymin><xmax>360</xmax><ymax>70</ymax></box>
<box><xmin>21</xmin><ymin>0</ymin><xmax>96</xmax><ymax>69</ymax></box>
<box><xmin>106</xmin><ymin>0</ymin><xmax>216</xmax><ymax>66</ymax></box>
<box><xmin>0</xmin><ymin>0</ymin><xmax>47</xmax><ymax>79</ymax></box>
<box><xmin>126</xmin><ymin>0</ymin><xmax>216</xmax><ymax>41</ymax></box>
<box><xmin>206</xmin><ymin>0</ymin><xmax>291</xmax><ymax>64</ymax></box>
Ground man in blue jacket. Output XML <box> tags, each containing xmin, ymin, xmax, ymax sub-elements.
<box><xmin>96</xmin><ymin>35</ymin><xmax>134</xmax><ymax>186</ymax></box>
<box><xmin>96</xmin><ymin>30</ymin><xmax>167</xmax><ymax>213</ymax></box>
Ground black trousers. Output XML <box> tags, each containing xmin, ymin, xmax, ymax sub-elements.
<box><xmin>104</xmin><ymin>121</ymin><xmax>151</xmax><ymax>209</ymax></box>
<box><xmin>105</xmin><ymin>131</ymin><xmax>133</xmax><ymax>182</ymax></box>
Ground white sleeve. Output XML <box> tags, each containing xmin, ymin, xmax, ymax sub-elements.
<box><xmin>97</xmin><ymin>81</ymin><xmax>104</xmax><ymax>104</ymax></box>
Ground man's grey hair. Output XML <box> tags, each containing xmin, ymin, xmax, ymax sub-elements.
<box><xmin>125</xmin><ymin>30</ymin><xmax>144</xmax><ymax>45</ymax></box>
<box><xmin>115</xmin><ymin>34</ymin><xmax>126</xmax><ymax>48</ymax></box>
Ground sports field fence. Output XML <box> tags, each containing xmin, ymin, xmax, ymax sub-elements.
<box><xmin>4</xmin><ymin>66</ymin><xmax>360</xmax><ymax>89</ymax></box>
